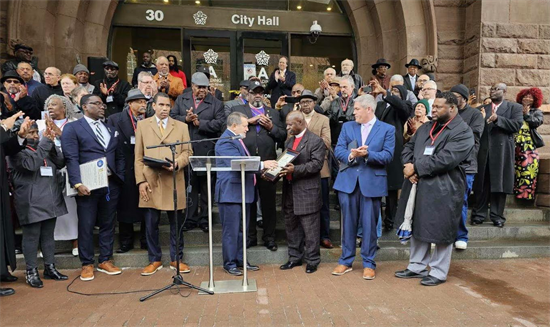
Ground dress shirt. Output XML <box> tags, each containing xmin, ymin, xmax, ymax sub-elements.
<box><xmin>155</xmin><ymin>116</ymin><xmax>168</xmax><ymax>129</ymax></box>
<box><xmin>348</xmin><ymin>117</ymin><xmax>376</xmax><ymax>162</ymax></box>
<box><xmin>408</xmin><ymin>74</ymin><xmax>416</xmax><ymax>88</ymax></box>
<box><xmin>84</xmin><ymin>115</ymin><xmax>110</xmax><ymax>147</ymax></box>
<box><xmin>304</xmin><ymin>111</ymin><xmax>314</xmax><ymax>125</ymax></box>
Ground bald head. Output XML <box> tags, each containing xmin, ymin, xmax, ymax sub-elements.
<box><xmin>286</xmin><ymin>111</ymin><xmax>306</xmax><ymax>136</ymax></box>
<box><xmin>490</xmin><ymin>83</ymin><xmax>507</xmax><ymax>103</ymax></box>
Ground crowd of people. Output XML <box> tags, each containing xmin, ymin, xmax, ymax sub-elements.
<box><xmin>0</xmin><ymin>42</ymin><xmax>546</xmax><ymax>296</ymax></box>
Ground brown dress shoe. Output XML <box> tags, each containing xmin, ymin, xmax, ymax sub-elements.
<box><xmin>141</xmin><ymin>262</ymin><xmax>163</xmax><ymax>276</ymax></box>
<box><xmin>170</xmin><ymin>261</ymin><xmax>191</xmax><ymax>274</ymax></box>
<box><xmin>321</xmin><ymin>239</ymin><xmax>334</xmax><ymax>249</ymax></box>
<box><xmin>97</xmin><ymin>260</ymin><xmax>122</xmax><ymax>275</ymax></box>
<box><xmin>332</xmin><ymin>264</ymin><xmax>352</xmax><ymax>276</ymax></box>
<box><xmin>80</xmin><ymin>264</ymin><xmax>94</xmax><ymax>281</ymax></box>
<box><xmin>363</xmin><ymin>268</ymin><xmax>375</xmax><ymax>280</ymax></box>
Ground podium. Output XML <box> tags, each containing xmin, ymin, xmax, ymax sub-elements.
<box><xmin>189</xmin><ymin>156</ymin><xmax>261</xmax><ymax>294</ymax></box>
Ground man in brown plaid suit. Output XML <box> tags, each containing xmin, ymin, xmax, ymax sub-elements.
<box><xmin>279</xmin><ymin>110</ymin><xmax>327</xmax><ymax>274</ymax></box>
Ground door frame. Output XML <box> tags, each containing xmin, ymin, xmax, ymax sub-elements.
<box><xmin>236</xmin><ymin>31</ymin><xmax>289</xmax><ymax>83</ymax></box>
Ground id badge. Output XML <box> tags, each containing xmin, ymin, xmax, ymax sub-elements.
<box><xmin>423</xmin><ymin>146</ymin><xmax>435</xmax><ymax>156</ymax></box>
<box><xmin>106</xmin><ymin>95</ymin><xmax>114</xmax><ymax>103</ymax></box>
<box><xmin>130</xmin><ymin>136</ymin><xmax>136</xmax><ymax>145</ymax></box>
<box><xmin>40</xmin><ymin>166</ymin><xmax>53</xmax><ymax>177</ymax></box>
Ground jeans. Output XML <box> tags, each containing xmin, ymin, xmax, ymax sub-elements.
<box><xmin>456</xmin><ymin>174</ymin><xmax>475</xmax><ymax>242</ymax></box>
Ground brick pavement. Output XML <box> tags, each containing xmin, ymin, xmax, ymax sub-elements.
<box><xmin>0</xmin><ymin>259</ymin><xmax>549</xmax><ymax>327</ymax></box>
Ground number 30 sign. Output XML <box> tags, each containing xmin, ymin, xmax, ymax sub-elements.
<box><xmin>145</xmin><ymin>9</ymin><xmax>164</xmax><ymax>22</ymax></box>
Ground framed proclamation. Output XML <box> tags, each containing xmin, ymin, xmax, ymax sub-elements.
<box><xmin>262</xmin><ymin>149</ymin><xmax>300</xmax><ymax>182</ymax></box>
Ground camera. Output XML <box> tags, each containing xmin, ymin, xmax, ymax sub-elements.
<box><xmin>308</xmin><ymin>21</ymin><xmax>322</xmax><ymax>44</ymax></box>
<box><xmin>10</xmin><ymin>116</ymin><xmax>24</xmax><ymax>134</ymax></box>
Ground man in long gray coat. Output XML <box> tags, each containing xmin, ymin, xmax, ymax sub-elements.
<box><xmin>394</xmin><ymin>92</ymin><xmax>474</xmax><ymax>286</ymax></box>
<box><xmin>471</xmin><ymin>83</ymin><xmax>523</xmax><ymax>228</ymax></box>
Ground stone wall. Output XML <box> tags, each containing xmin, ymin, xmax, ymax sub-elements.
<box><xmin>537</xmin><ymin>158</ymin><xmax>550</xmax><ymax>207</ymax></box>
<box><xmin>0</xmin><ymin>0</ymin><xmax>8</xmax><ymax>62</ymax></box>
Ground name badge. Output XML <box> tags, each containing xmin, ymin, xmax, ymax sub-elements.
<box><xmin>40</xmin><ymin>166</ymin><xmax>53</xmax><ymax>177</ymax></box>
<box><xmin>423</xmin><ymin>146</ymin><xmax>435</xmax><ymax>156</ymax></box>
<box><xmin>106</xmin><ymin>95</ymin><xmax>114</xmax><ymax>103</ymax></box>
<box><xmin>130</xmin><ymin>136</ymin><xmax>136</xmax><ymax>145</ymax></box>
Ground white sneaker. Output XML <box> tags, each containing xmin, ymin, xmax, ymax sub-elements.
<box><xmin>38</xmin><ymin>251</ymin><xmax>43</xmax><ymax>258</ymax></box>
<box><xmin>455</xmin><ymin>240</ymin><xmax>467</xmax><ymax>250</ymax></box>
<box><xmin>72</xmin><ymin>248</ymin><xmax>79</xmax><ymax>257</ymax></box>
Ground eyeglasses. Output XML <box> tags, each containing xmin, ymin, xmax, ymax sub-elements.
<box><xmin>105</xmin><ymin>67</ymin><xmax>118</xmax><ymax>71</ymax></box>
<box><xmin>87</xmin><ymin>101</ymin><xmax>106</xmax><ymax>107</ymax></box>
<box><xmin>4</xmin><ymin>79</ymin><xmax>21</xmax><ymax>84</ymax></box>
<box><xmin>299</xmin><ymin>100</ymin><xmax>314</xmax><ymax>105</ymax></box>
<box><xmin>196</xmin><ymin>85</ymin><xmax>208</xmax><ymax>89</ymax></box>
<box><xmin>490</xmin><ymin>87</ymin><xmax>504</xmax><ymax>91</ymax></box>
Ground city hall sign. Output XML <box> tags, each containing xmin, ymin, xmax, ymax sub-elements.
<box><xmin>231</xmin><ymin>14</ymin><xmax>280</xmax><ymax>27</ymax></box>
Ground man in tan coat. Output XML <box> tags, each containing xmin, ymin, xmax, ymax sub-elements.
<box><xmin>297</xmin><ymin>90</ymin><xmax>333</xmax><ymax>248</ymax></box>
<box><xmin>153</xmin><ymin>56</ymin><xmax>184</xmax><ymax>106</ymax></box>
<box><xmin>134</xmin><ymin>92</ymin><xmax>193</xmax><ymax>276</ymax></box>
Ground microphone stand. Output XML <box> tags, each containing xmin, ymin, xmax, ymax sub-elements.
<box><xmin>139</xmin><ymin>136</ymin><xmax>239</xmax><ymax>301</ymax></box>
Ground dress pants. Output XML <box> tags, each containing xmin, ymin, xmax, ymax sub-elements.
<box><xmin>144</xmin><ymin>209</ymin><xmax>184</xmax><ymax>263</ymax></box>
<box><xmin>76</xmin><ymin>183</ymin><xmax>120</xmax><ymax>266</ymax></box>
<box><xmin>283</xmin><ymin>186</ymin><xmax>321</xmax><ymax>266</ymax></box>
<box><xmin>219</xmin><ymin>202</ymin><xmax>250</xmax><ymax>270</ymax></box>
<box><xmin>320</xmin><ymin>178</ymin><xmax>331</xmax><ymax>241</ymax></box>
<box><xmin>407</xmin><ymin>236</ymin><xmax>453</xmax><ymax>281</ymax></box>
<box><xmin>118</xmin><ymin>220</ymin><xmax>146</xmax><ymax>248</ymax></box>
<box><xmin>22</xmin><ymin>218</ymin><xmax>56</xmax><ymax>270</ymax></box>
<box><xmin>186</xmin><ymin>170</ymin><xmax>212</xmax><ymax>226</ymax></box>
<box><xmin>248</xmin><ymin>177</ymin><xmax>277</xmax><ymax>243</ymax></box>
<box><xmin>472</xmin><ymin>164</ymin><xmax>507</xmax><ymax>223</ymax></box>
<box><xmin>338</xmin><ymin>184</ymin><xmax>380</xmax><ymax>269</ymax></box>
<box><xmin>456</xmin><ymin>174</ymin><xmax>475</xmax><ymax>242</ymax></box>
<box><xmin>357</xmin><ymin>212</ymin><xmax>382</xmax><ymax>239</ymax></box>
<box><xmin>383</xmin><ymin>190</ymin><xmax>399</xmax><ymax>229</ymax></box>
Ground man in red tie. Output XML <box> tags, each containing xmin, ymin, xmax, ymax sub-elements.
<box><xmin>279</xmin><ymin>111</ymin><xmax>326</xmax><ymax>274</ymax></box>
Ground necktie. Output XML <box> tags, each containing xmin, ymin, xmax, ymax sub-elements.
<box><xmin>287</xmin><ymin>136</ymin><xmax>303</xmax><ymax>181</ymax></box>
<box><xmin>159</xmin><ymin>120</ymin><xmax>165</xmax><ymax>136</ymax></box>
<box><xmin>239</xmin><ymin>139</ymin><xmax>256</xmax><ymax>185</ymax></box>
<box><xmin>93</xmin><ymin>121</ymin><xmax>107</xmax><ymax>148</ymax></box>
<box><xmin>361</xmin><ymin>124</ymin><xmax>368</xmax><ymax>145</ymax></box>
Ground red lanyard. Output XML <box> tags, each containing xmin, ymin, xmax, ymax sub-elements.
<box><xmin>104</xmin><ymin>79</ymin><xmax>120</xmax><ymax>95</ymax></box>
<box><xmin>58</xmin><ymin>119</ymin><xmax>69</xmax><ymax>130</ymax></box>
<box><xmin>429</xmin><ymin>116</ymin><xmax>455</xmax><ymax>145</ymax></box>
<box><xmin>192</xmin><ymin>95</ymin><xmax>204</xmax><ymax>111</ymax></box>
<box><xmin>341</xmin><ymin>96</ymin><xmax>351</xmax><ymax>112</ymax></box>
<box><xmin>26</xmin><ymin>145</ymin><xmax>47</xmax><ymax>167</ymax></box>
<box><xmin>128</xmin><ymin>109</ymin><xmax>137</xmax><ymax>132</ymax></box>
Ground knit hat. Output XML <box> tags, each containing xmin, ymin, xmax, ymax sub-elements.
<box><xmin>450</xmin><ymin>84</ymin><xmax>469</xmax><ymax>101</ymax></box>
<box><xmin>414</xmin><ymin>99</ymin><xmax>430</xmax><ymax>115</ymax></box>
<box><xmin>73</xmin><ymin>64</ymin><xmax>89</xmax><ymax>75</ymax></box>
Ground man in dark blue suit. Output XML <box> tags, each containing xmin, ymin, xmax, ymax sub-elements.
<box><xmin>331</xmin><ymin>94</ymin><xmax>395</xmax><ymax>280</ymax></box>
<box><xmin>61</xmin><ymin>94</ymin><xmax>125</xmax><ymax>281</ymax></box>
<box><xmin>214</xmin><ymin>112</ymin><xmax>278</xmax><ymax>276</ymax></box>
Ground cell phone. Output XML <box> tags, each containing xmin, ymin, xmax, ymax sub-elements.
<box><xmin>469</xmin><ymin>88</ymin><xmax>476</xmax><ymax>96</ymax></box>
<box><xmin>362</xmin><ymin>85</ymin><xmax>372</xmax><ymax>94</ymax></box>
<box><xmin>285</xmin><ymin>96</ymin><xmax>298</xmax><ymax>104</ymax></box>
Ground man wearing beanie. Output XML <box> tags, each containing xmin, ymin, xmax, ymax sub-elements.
<box><xmin>73</xmin><ymin>64</ymin><xmax>95</xmax><ymax>94</ymax></box>
<box><xmin>450</xmin><ymin>84</ymin><xmax>484</xmax><ymax>250</ymax></box>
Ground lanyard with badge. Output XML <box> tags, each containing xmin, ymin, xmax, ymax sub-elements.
<box><xmin>341</xmin><ymin>96</ymin><xmax>351</xmax><ymax>112</ymax></box>
<box><xmin>128</xmin><ymin>109</ymin><xmax>138</xmax><ymax>145</ymax></box>
<box><xmin>424</xmin><ymin>116</ymin><xmax>455</xmax><ymax>155</ymax></box>
<box><xmin>105</xmin><ymin>79</ymin><xmax>120</xmax><ymax>103</ymax></box>
<box><xmin>26</xmin><ymin>146</ymin><xmax>53</xmax><ymax>177</ymax></box>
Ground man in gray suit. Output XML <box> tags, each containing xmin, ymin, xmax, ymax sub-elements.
<box><xmin>278</xmin><ymin>111</ymin><xmax>326</xmax><ymax>274</ymax></box>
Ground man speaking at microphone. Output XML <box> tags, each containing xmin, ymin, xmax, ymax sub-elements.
<box><xmin>215</xmin><ymin>112</ymin><xmax>278</xmax><ymax>276</ymax></box>
<box><xmin>134</xmin><ymin>92</ymin><xmax>193</xmax><ymax>276</ymax></box>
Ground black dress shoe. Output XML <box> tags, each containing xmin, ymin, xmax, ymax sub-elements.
<box><xmin>246</xmin><ymin>240</ymin><xmax>257</xmax><ymax>249</ymax></box>
<box><xmin>0</xmin><ymin>288</ymin><xmax>15</xmax><ymax>296</ymax></box>
<box><xmin>257</xmin><ymin>219</ymin><xmax>264</xmax><ymax>228</ymax></box>
<box><xmin>395</xmin><ymin>269</ymin><xmax>427</xmax><ymax>279</ymax></box>
<box><xmin>26</xmin><ymin>268</ymin><xmax>43</xmax><ymax>288</ymax></box>
<box><xmin>116</xmin><ymin>245</ymin><xmax>133</xmax><ymax>253</ymax></box>
<box><xmin>305</xmin><ymin>264</ymin><xmax>317</xmax><ymax>274</ymax></box>
<box><xmin>237</xmin><ymin>263</ymin><xmax>260</xmax><ymax>271</ymax></box>
<box><xmin>224</xmin><ymin>267</ymin><xmax>243</xmax><ymax>276</ymax></box>
<box><xmin>182</xmin><ymin>222</ymin><xmax>197</xmax><ymax>232</ymax></box>
<box><xmin>420</xmin><ymin>275</ymin><xmax>446</xmax><ymax>286</ymax></box>
<box><xmin>470</xmin><ymin>219</ymin><xmax>484</xmax><ymax>225</ymax></box>
<box><xmin>1</xmin><ymin>273</ymin><xmax>18</xmax><ymax>282</ymax></box>
<box><xmin>493</xmin><ymin>221</ymin><xmax>505</xmax><ymax>228</ymax></box>
<box><xmin>265</xmin><ymin>241</ymin><xmax>278</xmax><ymax>251</ymax></box>
<box><xmin>43</xmin><ymin>264</ymin><xmax>68</xmax><ymax>281</ymax></box>
<box><xmin>199</xmin><ymin>223</ymin><xmax>209</xmax><ymax>233</ymax></box>
<box><xmin>280</xmin><ymin>261</ymin><xmax>302</xmax><ymax>270</ymax></box>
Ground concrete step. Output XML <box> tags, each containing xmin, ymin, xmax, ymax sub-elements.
<box><xmin>21</xmin><ymin>238</ymin><xmax>550</xmax><ymax>269</ymax></box>
<box><xmin>49</xmin><ymin>218</ymin><xmax>550</xmax><ymax>253</ymax></box>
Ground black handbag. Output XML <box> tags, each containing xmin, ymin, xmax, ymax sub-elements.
<box><xmin>530</xmin><ymin>128</ymin><xmax>545</xmax><ymax>148</ymax></box>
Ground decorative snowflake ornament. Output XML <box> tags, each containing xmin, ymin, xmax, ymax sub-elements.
<box><xmin>193</xmin><ymin>11</ymin><xmax>207</xmax><ymax>25</ymax></box>
<box><xmin>255</xmin><ymin>51</ymin><xmax>270</xmax><ymax>66</ymax></box>
<box><xmin>204</xmin><ymin>49</ymin><xmax>218</xmax><ymax>64</ymax></box>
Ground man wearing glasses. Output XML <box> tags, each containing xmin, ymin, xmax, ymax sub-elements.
<box><xmin>61</xmin><ymin>94</ymin><xmax>125</xmax><ymax>281</ymax></box>
<box><xmin>231</xmin><ymin>80</ymin><xmax>286</xmax><ymax>251</ymax></box>
<box><xmin>93</xmin><ymin>60</ymin><xmax>132</xmax><ymax>117</ymax></box>
<box><xmin>419</xmin><ymin>80</ymin><xmax>438</xmax><ymax>117</ymax></box>
<box><xmin>170</xmin><ymin>72</ymin><xmax>225</xmax><ymax>233</ymax></box>
<box><xmin>0</xmin><ymin>71</ymin><xmax>41</xmax><ymax>120</ymax></box>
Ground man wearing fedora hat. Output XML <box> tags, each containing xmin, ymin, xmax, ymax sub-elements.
<box><xmin>107</xmin><ymin>89</ymin><xmax>149</xmax><ymax>254</ymax></box>
<box><xmin>403</xmin><ymin>59</ymin><xmax>422</xmax><ymax>92</ymax></box>
<box><xmin>370</xmin><ymin>58</ymin><xmax>391</xmax><ymax>91</ymax></box>
<box><xmin>93</xmin><ymin>60</ymin><xmax>132</xmax><ymax>117</ymax></box>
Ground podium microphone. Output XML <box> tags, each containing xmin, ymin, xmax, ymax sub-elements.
<box><xmin>230</xmin><ymin>134</ymin><xmax>244</xmax><ymax>140</ymax></box>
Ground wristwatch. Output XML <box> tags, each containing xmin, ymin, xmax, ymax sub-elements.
<box><xmin>74</xmin><ymin>183</ymin><xmax>83</xmax><ymax>189</ymax></box>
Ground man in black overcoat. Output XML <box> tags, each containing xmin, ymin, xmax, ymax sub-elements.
<box><xmin>471</xmin><ymin>83</ymin><xmax>523</xmax><ymax>227</ymax></box>
<box><xmin>394</xmin><ymin>92</ymin><xmax>474</xmax><ymax>286</ymax></box>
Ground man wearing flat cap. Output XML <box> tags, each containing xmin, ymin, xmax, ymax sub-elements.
<box><xmin>1</xmin><ymin>44</ymin><xmax>43</xmax><ymax>83</ymax></box>
<box><xmin>403</xmin><ymin>59</ymin><xmax>422</xmax><ymax>92</ymax></box>
<box><xmin>230</xmin><ymin>80</ymin><xmax>286</xmax><ymax>251</ymax></box>
<box><xmin>107</xmin><ymin>89</ymin><xmax>149</xmax><ymax>254</ymax></box>
<box><xmin>93</xmin><ymin>60</ymin><xmax>132</xmax><ymax>117</ymax></box>
<box><xmin>73</xmin><ymin>64</ymin><xmax>95</xmax><ymax>94</ymax></box>
<box><xmin>170</xmin><ymin>72</ymin><xmax>225</xmax><ymax>232</ymax></box>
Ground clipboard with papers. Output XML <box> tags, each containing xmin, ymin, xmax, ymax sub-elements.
<box><xmin>66</xmin><ymin>157</ymin><xmax>109</xmax><ymax>197</ymax></box>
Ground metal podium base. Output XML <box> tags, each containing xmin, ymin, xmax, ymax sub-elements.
<box><xmin>198</xmin><ymin>279</ymin><xmax>257</xmax><ymax>294</ymax></box>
